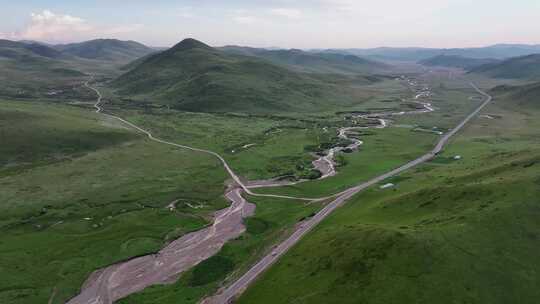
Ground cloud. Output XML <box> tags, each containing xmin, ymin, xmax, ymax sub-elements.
<box><xmin>233</xmin><ymin>16</ymin><xmax>258</xmax><ymax>25</ymax></box>
<box><xmin>269</xmin><ymin>8</ymin><xmax>303</xmax><ymax>19</ymax></box>
<box><xmin>1</xmin><ymin>10</ymin><xmax>143</xmax><ymax>43</ymax></box>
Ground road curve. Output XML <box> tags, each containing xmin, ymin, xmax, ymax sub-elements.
<box><xmin>85</xmin><ymin>79</ymin><xmax>319</xmax><ymax>202</ymax></box>
<box><xmin>201</xmin><ymin>83</ymin><xmax>492</xmax><ymax>304</ymax></box>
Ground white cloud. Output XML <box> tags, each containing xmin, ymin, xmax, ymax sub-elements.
<box><xmin>269</xmin><ymin>8</ymin><xmax>303</xmax><ymax>19</ymax></box>
<box><xmin>233</xmin><ymin>16</ymin><xmax>258</xmax><ymax>25</ymax></box>
<box><xmin>1</xmin><ymin>10</ymin><xmax>143</xmax><ymax>43</ymax></box>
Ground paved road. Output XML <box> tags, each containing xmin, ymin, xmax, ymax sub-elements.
<box><xmin>202</xmin><ymin>83</ymin><xmax>492</xmax><ymax>304</ymax></box>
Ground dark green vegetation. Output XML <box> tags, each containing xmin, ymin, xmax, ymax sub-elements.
<box><xmin>220</xmin><ymin>46</ymin><xmax>388</xmax><ymax>74</ymax></box>
<box><xmin>0</xmin><ymin>100</ymin><xmax>232</xmax><ymax>304</ymax></box>
<box><xmin>469</xmin><ymin>54</ymin><xmax>540</xmax><ymax>79</ymax></box>
<box><xmin>111</xmin><ymin>38</ymin><xmax>383</xmax><ymax>113</ymax></box>
<box><xmin>418</xmin><ymin>55</ymin><xmax>499</xmax><ymax>69</ymax></box>
<box><xmin>55</xmin><ymin>39</ymin><xmax>155</xmax><ymax>62</ymax></box>
<box><xmin>238</xmin><ymin>86</ymin><xmax>540</xmax><ymax>304</ymax></box>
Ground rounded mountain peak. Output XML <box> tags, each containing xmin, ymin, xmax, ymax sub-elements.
<box><xmin>171</xmin><ymin>38</ymin><xmax>212</xmax><ymax>51</ymax></box>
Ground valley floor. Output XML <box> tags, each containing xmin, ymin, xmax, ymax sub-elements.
<box><xmin>1</xmin><ymin>70</ymin><xmax>538</xmax><ymax>304</ymax></box>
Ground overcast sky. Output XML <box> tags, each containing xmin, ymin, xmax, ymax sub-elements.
<box><xmin>1</xmin><ymin>0</ymin><xmax>539</xmax><ymax>48</ymax></box>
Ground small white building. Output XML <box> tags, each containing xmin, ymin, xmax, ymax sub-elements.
<box><xmin>454</xmin><ymin>155</ymin><xmax>462</xmax><ymax>160</ymax></box>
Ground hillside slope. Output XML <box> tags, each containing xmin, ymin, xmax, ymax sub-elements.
<box><xmin>220</xmin><ymin>46</ymin><xmax>388</xmax><ymax>74</ymax></box>
<box><xmin>112</xmin><ymin>39</ymin><xmax>369</xmax><ymax>113</ymax></box>
<box><xmin>55</xmin><ymin>39</ymin><xmax>154</xmax><ymax>63</ymax></box>
<box><xmin>490</xmin><ymin>81</ymin><xmax>540</xmax><ymax>108</ymax></box>
<box><xmin>469</xmin><ymin>54</ymin><xmax>540</xmax><ymax>79</ymax></box>
<box><xmin>418</xmin><ymin>55</ymin><xmax>499</xmax><ymax>69</ymax></box>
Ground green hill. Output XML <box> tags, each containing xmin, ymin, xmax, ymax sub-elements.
<box><xmin>112</xmin><ymin>39</ymin><xmax>372</xmax><ymax>113</ymax></box>
<box><xmin>220</xmin><ymin>46</ymin><xmax>388</xmax><ymax>74</ymax></box>
<box><xmin>55</xmin><ymin>39</ymin><xmax>154</xmax><ymax>63</ymax></box>
<box><xmin>418</xmin><ymin>55</ymin><xmax>499</xmax><ymax>69</ymax></box>
<box><xmin>0</xmin><ymin>38</ymin><xmax>158</xmax><ymax>99</ymax></box>
<box><xmin>469</xmin><ymin>54</ymin><xmax>540</xmax><ymax>79</ymax></box>
<box><xmin>0</xmin><ymin>39</ymin><xmax>64</xmax><ymax>60</ymax></box>
<box><xmin>0</xmin><ymin>40</ymin><xmax>89</xmax><ymax>98</ymax></box>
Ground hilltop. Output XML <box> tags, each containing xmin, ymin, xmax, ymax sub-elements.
<box><xmin>112</xmin><ymin>38</ymin><xmax>373</xmax><ymax>113</ymax></box>
<box><xmin>418</xmin><ymin>55</ymin><xmax>499</xmax><ymax>69</ymax></box>
<box><xmin>469</xmin><ymin>54</ymin><xmax>540</xmax><ymax>79</ymax></box>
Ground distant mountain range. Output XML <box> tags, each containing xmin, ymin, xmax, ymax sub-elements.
<box><xmin>219</xmin><ymin>46</ymin><xmax>388</xmax><ymax>74</ymax></box>
<box><xmin>0</xmin><ymin>39</ymin><xmax>156</xmax><ymax>98</ymax></box>
<box><xmin>12</xmin><ymin>38</ymin><xmax>155</xmax><ymax>63</ymax></box>
<box><xmin>111</xmin><ymin>38</ymin><xmax>379</xmax><ymax>113</ymax></box>
<box><xmin>314</xmin><ymin>44</ymin><xmax>540</xmax><ymax>61</ymax></box>
<box><xmin>418</xmin><ymin>55</ymin><xmax>500</xmax><ymax>69</ymax></box>
<box><xmin>53</xmin><ymin>39</ymin><xmax>154</xmax><ymax>62</ymax></box>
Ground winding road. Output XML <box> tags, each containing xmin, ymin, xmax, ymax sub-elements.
<box><xmin>68</xmin><ymin>78</ymin><xmax>491</xmax><ymax>304</ymax></box>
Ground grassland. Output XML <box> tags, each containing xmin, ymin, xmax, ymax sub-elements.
<box><xmin>2</xmin><ymin>54</ymin><xmax>521</xmax><ymax>304</ymax></box>
<box><xmin>237</xmin><ymin>88</ymin><xmax>540</xmax><ymax>304</ymax></box>
<box><xmin>0</xmin><ymin>100</ymin><xmax>231</xmax><ymax>304</ymax></box>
